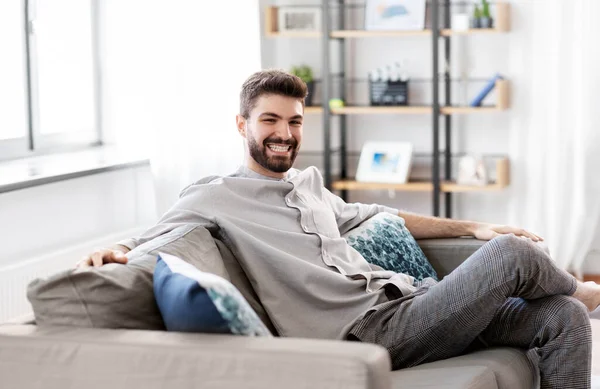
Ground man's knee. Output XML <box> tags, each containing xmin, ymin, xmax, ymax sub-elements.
<box><xmin>491</xmin><ymin>234</ymin><xmax>549</xmax><ymax>267</ymax></box>
<box><xmin>549</xmin><ymin>296</ymin><xmax>590</xmax><ymax>333</ymax></box>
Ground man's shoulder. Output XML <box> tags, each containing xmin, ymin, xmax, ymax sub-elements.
<box><xmin>178</xmin><ymin>174</ymin><xmax>225</xmax><ymax>197</ymax></box>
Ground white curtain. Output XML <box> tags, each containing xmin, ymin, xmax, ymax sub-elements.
<box><xmin>102</xmin><ymin>0</ymin><xmax>261</xmax><ymax>214</ymax></box>
<box><xmin>508</xmin><ymin>0</ymin><xmax>600</xmax><ymax>275</ymax></box>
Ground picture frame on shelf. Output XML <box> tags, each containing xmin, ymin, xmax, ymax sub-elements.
<box><xmin>356</xmin><ymin>142</ymin><xmax>413</xmax><ymax>183</ymax></box>
<box><xmin>364</xmin><ymin>0</ymin><xmax>426</xmax><ymax>31</ymax></box>
<box><xmin>278</xmin><ymin>7</ymin><xmax>321</xmax><ymax>33</ymax></box>
<box><xmin>456</xmin><ymin>155</ymin><xmax>488</xmax><ymax>186</ymax></box>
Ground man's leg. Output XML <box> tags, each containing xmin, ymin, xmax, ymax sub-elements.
<box><xmin>348</xmin><ymin>234</ymin><xmax>588</xmax><ymax>387</ymax></box>
<box><xmin>479</xmin><ymin>295</ymin><xmax>591</xmax><ymax>388</ymax></box>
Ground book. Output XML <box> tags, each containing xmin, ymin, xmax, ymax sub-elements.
<box><xmin>470</xmin><ymin>73</ymin><xmax>503</xmax><ymax>107</ymax></box>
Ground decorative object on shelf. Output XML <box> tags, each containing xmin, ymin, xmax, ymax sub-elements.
<box><xmin>471</xmin><ymin>4</ymin><xmax>482</xmax><ymax>28</ymax></box>
<box><xmin>469</xmin><ymin>73</ymin><xmax>503</xmax><ymax>107</ymax></box>
<box><xmin>365</xmin><ymin>0</ymin><xmax>426</xmax><ymax>31</ymax></box>
<box><xmin>328</xmin><ymin>98</ymin><xmax>345</xmax><ymax>109</ymax></box>
<box><xmin>290</xmin><ymin>65</ymin><xmax>315</xmax><ymax>106</ymax></box>
<box><xmin>278</xmin><ymin>7</ymin><xmax>321</xmax><ymax>34</ymax></box>
<box><xmin>452</xmin><ymin>13</ymin><xmax>470</xmax><ymax>31</ymax></box>
<box><xmin>356</xmin><ymin>141</ymin><xmax>413</xmax><ymax>184</ymax></box>
<box><xmin>369</xmin><ymin>62</ymin><xmax>409</xmax><ymax>106</ymax></box>
<box><xmin>480</xmin><ymin>0</ymin><xmax>494</xmax><ymax>28</ymax></box>
<box><xmin>457</xmin><ymin>155</ymin><xmax>488</xmax><ymax>186</ymax></box>
<box><xmin>471</xmin><ymin>0</ymin><xmax>493</xmax><ymax>29</ymax></box>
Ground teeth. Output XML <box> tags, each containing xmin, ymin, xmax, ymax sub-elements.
<box><xmin>268</xmin><ymin>144</ymin><xmax>290</xmax><ymax>152</ymax></box>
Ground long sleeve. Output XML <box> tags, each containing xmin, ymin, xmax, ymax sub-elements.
<box><xmin>322</xmin><ymin>187</ymin><xmax>398</xmax><ymax>236</ymax></box>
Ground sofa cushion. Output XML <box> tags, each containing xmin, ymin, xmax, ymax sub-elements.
<box><xmin>154</xmin><ymin>253</ymin><xmax>272</xmax><ymax>336</ymax></box>
<box><xmin>391</xmin><ymin>347</ymin><xmax>537</xmax><ymax>389</ymax></box>
<box><xmin>343</xmin><ymin>213</ymin><xmax>438</xmax><ymax>281</ymax></box>
<box><xmin>390</xmin><ymin>365</ymin><xmax>496</xmax><ymax>389</ymax></box>
<box><xmin>27</xmin><ymin>253</ymin><xmax>165</xmax><ymax>330</ymax></box>
<box><xmin>415</xmin><ymin>238</ymin><xmax>487</xmax><ymax>279</ymax></box>
<box><xmin>27</xmin><ymin>224</ymin><xmax>276</xmax><ymax>333</ymax></box>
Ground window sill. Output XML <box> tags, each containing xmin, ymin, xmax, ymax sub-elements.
<box><xmin>0</xmin><ymin>145</ymin><xmax>150</xmax><ymax>194</ymax></box>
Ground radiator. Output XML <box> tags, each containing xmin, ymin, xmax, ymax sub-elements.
<box><xmin>0</xmin><ymin>228</ymin><xmax>144</xmax><ymax>323</ymax></box>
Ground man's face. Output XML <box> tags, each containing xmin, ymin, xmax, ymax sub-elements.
<box><xmin>240</xmin><ymin>94</ymin><xmax>303</xmax><ymax>174</ymax></box>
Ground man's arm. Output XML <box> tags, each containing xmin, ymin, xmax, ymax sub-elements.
<box><xmin>399</xmin><ymin>210</ymin><xmax>543</xmax><ymax>242</ymax></box>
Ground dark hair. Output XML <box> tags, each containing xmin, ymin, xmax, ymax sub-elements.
<box><xmin>240</xmin><ymin>69</ymin><xmax>308</xmax><ymax>119</ymax></box>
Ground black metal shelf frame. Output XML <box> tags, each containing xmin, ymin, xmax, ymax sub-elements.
<box><xmin>321</xmin><ymin>0</ymin><xmax>453</xmax><ymax>217</ymax></box>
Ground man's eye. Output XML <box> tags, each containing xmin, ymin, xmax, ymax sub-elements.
<box><xmin>290</xmin><ymin>121</ymin><xmax>302</xmax><ymax>125</ymax></box>
<box><xmin>264</xmin><ymin>119</ymin><xmax>275</xmax><ymax>123</ymax></box>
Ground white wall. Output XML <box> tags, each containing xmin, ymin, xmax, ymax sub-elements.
<box><xmin>0</xmin><ymin>165</ymin><xmax>158</xmax><ymax>321</ymax></box>
<box><xmin>0</xmin><ymin>166</ymin><xmax>157</xmax><ymax>267</ymax></box>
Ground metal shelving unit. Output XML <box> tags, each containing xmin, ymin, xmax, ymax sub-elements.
<box><xmin>266</xmin><ymin>1</ymin><xmax>511</xmax><ymax>217</ymax></box>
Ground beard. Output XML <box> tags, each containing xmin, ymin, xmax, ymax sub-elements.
<box><xmin>247</xmin><ymin>135</ymin><xmax>299</xmax><ymax>173</ymax></box>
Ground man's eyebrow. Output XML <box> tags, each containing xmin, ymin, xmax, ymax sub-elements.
<box><xmin>259</xmin><ymin>112</ymin><xmax>303</xmax><ymax>120</ymax></box>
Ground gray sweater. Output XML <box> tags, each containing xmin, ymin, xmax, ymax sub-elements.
<box><xmin>119</xmin><ymin>165</ymin><xmax>417</xmax><ymax>339</ymax></box>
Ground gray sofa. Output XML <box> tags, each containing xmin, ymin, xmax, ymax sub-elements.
<box><xmin>0</xmin><ymin>234</ymin><xmax>538</xmax><ymax>389</ymax></box>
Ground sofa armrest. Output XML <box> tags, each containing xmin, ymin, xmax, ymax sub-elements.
<box><xmin>0</xmin><ymin>325</ymin><xmax>391</xmax><ymax>389</ymax></box>
<box><xmin>417</xmin><ymin>238</ymin><xmax>487</xmax><ymax>278</ymax></box>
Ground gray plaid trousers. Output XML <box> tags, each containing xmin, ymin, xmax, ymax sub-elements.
<box><xmin>348</xmin><ymin>234</ymin><xmax>591</xmax><ymax>389</ymax></box>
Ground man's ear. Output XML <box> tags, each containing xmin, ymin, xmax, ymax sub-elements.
<box><xmin>236</xmin><ymin>115</ymin><xmax>247</xmax><ymax>138</ymax></box>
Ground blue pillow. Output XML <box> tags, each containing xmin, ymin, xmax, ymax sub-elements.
<box><xmin>153</xmin><ymin>252</ymin><xmax>272</xmax><ymax>336</ymax></box>
<box><xmin>342</xmin><ymin>213</ymin><xmax>438</xmax><ymax>281</ymax></box>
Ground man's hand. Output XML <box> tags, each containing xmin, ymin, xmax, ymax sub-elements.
<box><xmin>472</xmin><ymin>223</ymin><xmax>543</xmax><ymax>242</ymax></box>
<box><xmin>76</xmin><ymin>248</ymin><xmax>129</xmax><ymax>268</ymax></box>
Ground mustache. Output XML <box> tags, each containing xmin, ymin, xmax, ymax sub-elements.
<box><xmin>263</xmin><ymin>138</ymin><xmax>298</xmax><ymax>147</ymax></box>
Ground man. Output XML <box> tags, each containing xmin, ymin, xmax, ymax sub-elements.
<box><xmin>80</xmin><ymin>70</ymin><xmax>594</xmax><ymax>388</ymax></box>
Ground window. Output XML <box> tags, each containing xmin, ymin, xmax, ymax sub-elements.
<box><xmin>0</xmin><ymin>1</ymin><xmax>29</xmax><ymax>155</ymax></box>
<box><xmin>0</xmin><ymin>0</ymin><xmax>100</xmax><ymax>161</ymax></box>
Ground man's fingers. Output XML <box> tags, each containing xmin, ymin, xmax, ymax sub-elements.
<box><xmin>111</xmin><ymin>252</ymin><xmax>128</xmax><ymax>264</ymax></box>
<box><xmin>75</xmin><ymin>249</ymin><xmax>128</xmax><ymax>269</ymax></box>
<box><xmin>521</xmin><ymin>230</ymin><xmax>539</xmax><ymax>242</ymax></box>
<box><xmin>91</xmin><ymin>251</ymin><xmax>106</xmax><ymax>267</ymax></box>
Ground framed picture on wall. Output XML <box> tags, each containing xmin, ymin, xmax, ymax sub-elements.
<box><xmin>278</xmin><ymin>7</ymin><xmax>321</xmax><ymax>33</ymax></box>
<box><xmin>356</xmin><ymin>141</ymin><xmax>413</xmax><ymax>183</ymax></box>
<box><xmin>364</xmin><ymin>0</ymin><xmax>427</xmax><ymax>31</ymax></box>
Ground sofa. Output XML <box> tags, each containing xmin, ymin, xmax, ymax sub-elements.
<box><xmin>0</xmin><ymin>227</ymin><xmax>538</xmax><ymax>389</ymax></box>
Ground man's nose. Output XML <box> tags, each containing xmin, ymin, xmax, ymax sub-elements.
<box><xmin>274</xmin><ymin>122</ymin><xmax>293</xmax><ymax>139</ymax></box>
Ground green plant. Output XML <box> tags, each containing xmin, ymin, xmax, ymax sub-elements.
<box><xmin>481</xmin><ymin>0</ymin><xmax>491</xmax><ymax>18</ymax></box>
<box><xmin>290</xmin><ymin>65</ymin><xmax>314</xmax><ymax>83</ymax></box>
<box><xmin>473</xmin><ymin>4</ymin><xmax>482</xmax><ymax>19</ymax></box>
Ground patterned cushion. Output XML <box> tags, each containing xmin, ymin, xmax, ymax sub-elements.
<box><xmin>153</xmin><ymin>252</ymin><xmax>272</xmax><ymax>336</ymax></box>
<box><xmin>342</xmin><ymin>213</ymin><xmax>438</xmax><ymax>281</ymax></box>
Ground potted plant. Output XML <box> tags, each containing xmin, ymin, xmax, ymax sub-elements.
<box><xmin>480</xmin><ymin>0</ymin><xmax>493</xmax><ymax>28</ymax></box>
<box><xmin>471</xmin><ymin>4</ymin><xmax>482</xmax><ymax>28</ymax></box>
<box><xmin>290</xmin><ymin>65</ymin><xmax>315</xmax><ymax>106</ymax></box>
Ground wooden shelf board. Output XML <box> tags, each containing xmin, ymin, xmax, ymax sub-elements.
<box><xmin>441</xmin><ymin>106</ymin><xmax>501</xmax><ymax>114</ymax></box>
<box><xmin>269</xmin><ymin>28</ymin><xmax>508</xmax><ymax>38</ymax></box>
<box><xmin>266</xmin><ymin>31</ymin><xmax>322</xmax><ymax>38</ymax></box>
<box><xmin>332</xmin><ymin>180</ymin><xmax>508</xmax><ymax>192</ymax></box>
<box><xmin>331</xmin><ymin>105</ymin><xmax>507</xmax><ymax>115</ymax></box>
<box><xmin>330</xmin><ymin>30</ymin><xmax>431</xmax><ymax>38</ymax></box>
<box><xmin>304</xmin><ymin>106</ymin><xmax>324</xmax><ymax>114</ymax></box>
<box><xmin>333</xmin><ymin>158</ymin><xmax>510</xmax><ymax>192</ymax></box>
<box><xmin>440</xmin><ymin>28</ymin><xmax>505</xmax><ymax>36</ymax></box>
<box><xmin>331</xmin><ymin>106</ymin><xmax>432</xmax><ymax>115</ymax></box>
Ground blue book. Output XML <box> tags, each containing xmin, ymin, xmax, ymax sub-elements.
<box><xmin>470</xmin><ymin>73</ymin><xmax>504</xmax><ymax>107</ymax></box>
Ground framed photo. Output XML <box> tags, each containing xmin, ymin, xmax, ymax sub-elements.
<box><xmin>278</xmin><ymin>7</ymin><xmax>321</xmax><ymax>33</ymax></box>
<box><xmin>364</xmin><ymin>0</ymin><xmax>426</xmax><ymax>31</ymax></box>
<box><xmin>356</xmin><ymin>142</ymin><xmax>413</xmax><ymax>183</ymax></box>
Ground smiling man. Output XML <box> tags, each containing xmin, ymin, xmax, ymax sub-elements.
<box><xmin>80</xmin><ymin>70</ymin><xmax>594</xmax><ymax>389</ymax></box>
